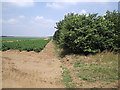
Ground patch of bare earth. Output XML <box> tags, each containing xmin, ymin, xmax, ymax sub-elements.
<box><xmin>1</xmin><ymin>41</ymin><xmax>65</xmax><ymax>88</ymax></box>
<box><xmin>44</xmin><ymin>38</ymin><xmax>49</xmax><ymax>40</ymax></box>
<box><xmin>2</xmin><ymin>40</ymin><xmax>22</xmax><ymax>42</ymax></box>
<box><xmin>2</xmin><ymin>41</ymin><xmax>14</xmax><ymax>42</ymax></box>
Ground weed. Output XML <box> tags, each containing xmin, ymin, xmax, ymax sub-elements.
<box><xmin>61</xmin><ymin>67</ymin><xmax>74</xmax><ymax>88</ymax></box>
<box><xmin>62</xmin><ymin>70</ymin><xmax>72</xmax><ymax>83</ymax></box>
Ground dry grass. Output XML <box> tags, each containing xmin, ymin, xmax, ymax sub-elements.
<box><xmin>60</xmin><ymin>51</ymin><xmax>119</xmax><ymax>88</ymax></box>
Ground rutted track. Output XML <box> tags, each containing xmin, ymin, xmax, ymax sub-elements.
<box><xmin>1</xmin><ymin>41</ymin><xmax>65</xmax><ymax>88</ymax></box>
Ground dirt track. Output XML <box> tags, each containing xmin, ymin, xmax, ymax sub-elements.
<box><xmin>1</xmin><ymin>41</ymin><xmax>65</xmax><ymax>88</ymax></box>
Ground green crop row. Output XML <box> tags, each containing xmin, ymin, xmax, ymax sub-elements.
<box><xmin>0</xmin><ymin>37</ymin><xmax>45</xmax><ymax>41</ymax></box>
<box><xmin>1</xmin><ymin>39</ymin><xmax>51</xmax><ymax>52</ymax></box>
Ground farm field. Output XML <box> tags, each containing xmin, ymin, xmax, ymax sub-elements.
<box><xmin>1</xmin><ymin>1</ymin><xmax>119</xmax><ymax>89</ymax></box>
<box><xmin>1</xmin><ymin>37</ymin><xmax>51</xmax><ymax>52</ymax></box>
<box><xmin>1</xmin><ymin>37</ymin><xmax>45</xmax><ymax>41</ymax></box>
<box><xmin>0</xmin><ymin>37</ymin><xmax>119</xmax><ymax>88</ymax></box>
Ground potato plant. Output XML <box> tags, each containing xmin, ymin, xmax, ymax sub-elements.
<box><xmin>1</xmin><ymin>39</ymin><xmax>51</xmax><ymax>52</ymax></box>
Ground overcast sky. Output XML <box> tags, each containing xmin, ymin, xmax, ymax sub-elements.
<box><xmin>0</xmin><ymin>0</ymin><xmax>119</xmax><ymax>37</ymax></box>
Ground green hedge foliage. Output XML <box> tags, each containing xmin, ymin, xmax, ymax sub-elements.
<box><xmin>53</xmin><ymin>10</ymin><xmax>120</xmax><ymax>54</ymax></box>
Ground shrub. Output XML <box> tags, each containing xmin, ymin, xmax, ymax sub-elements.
<box><xmin>104</xmin><ymin>10</ymin><xmax>120</xmax><ymax>51</ymax></box>
<box><xmin>53</xmin><ymin>11</ymin><xmax>120</xmax><ymax>54</ymax></box>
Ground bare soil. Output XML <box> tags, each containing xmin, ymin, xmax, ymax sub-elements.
<box><xmin>2</xmin><ymin>40</ymin><xmax>22</xmax><ymax>42</ymax></box>
<box><xmin>44</xmin><ymin>38</ymin><xmax>49</xmax><ymax>40</ymax></box>
<box><xmin>2</xmin><ymin>41</ymin><xmax>14</xmax><ymax>42</ymax></box>
<box><xmin>1</xmin><ymin>41</ymin><xmax>65</xmax><ymax>88</ymax></box>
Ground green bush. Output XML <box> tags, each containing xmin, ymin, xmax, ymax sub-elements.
<box><xmin>104</xmin><ymin>10</ymin><xmax>120</xmax><ymax>51</ymax></box>
<box><xmin>53</xmin><ymin>11</ymin><xmax>120</xmax><ymax>54</ymax></box>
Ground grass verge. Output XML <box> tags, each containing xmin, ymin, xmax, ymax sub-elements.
<box><xmin>62</xmin><ymin>51</ymin><xmax>119</xmax><ymax>88</ymax></box>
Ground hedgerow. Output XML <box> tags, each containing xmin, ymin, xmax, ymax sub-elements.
<box><xmin>53</xmin><ymin>10</ymin><xmax>120</xmax><ymax>54</ymax></box>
